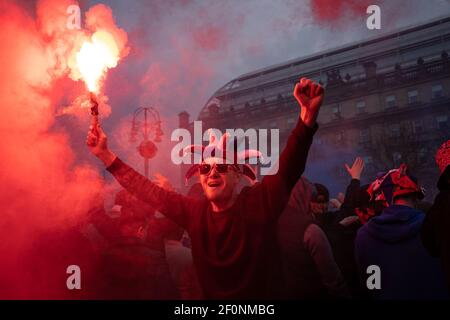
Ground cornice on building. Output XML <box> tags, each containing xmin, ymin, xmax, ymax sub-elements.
<box><xmin>197</xmin><ymin>15</ymin><xmax>450</xmax><ymax>122</ymax></box>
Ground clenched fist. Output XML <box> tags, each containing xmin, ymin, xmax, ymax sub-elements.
<box><xmin>293</xmin><ymin>77</ymin><xmax>324</xmax><ymax>128</ymax></box>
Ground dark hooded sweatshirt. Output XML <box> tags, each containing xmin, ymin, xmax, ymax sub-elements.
<box><xmin>355</xmin><ymin>205</ymin><xmax>448</xmax><ymax>300</ymax></box>
<box><xmin>421</xmin><ymin>172</ymin><xmax>450</xmax><ymax>291</ymax></box>
<box><xmin>106</xmin><ymin>119</ymin><xmax>317</xmax><ymax>299</ymax></box>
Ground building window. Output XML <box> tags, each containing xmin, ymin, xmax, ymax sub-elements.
<box><xmin>287</xmin><ymin>118</ymin><xmax>295</xmax><ymax>125</ymax></box>
<box><xmin>315</xmin><ymin>137</ymin><xmax>323</xmax><ymax>145</ymax></box>
<box><xmin>412</xmin><ymin>120</ymin><xmax>423</xmax><ymax>134</ymax></box>
<box><xmin>388</xmin><ymin>123</ymin><xmax>401</xmax><ymax>138</ymax></box>
<box><xmin>363</xmin><ymin>156</ymin><xmax>373</xmax><ymax>165</ymax></box>
<box><xmin>332</xmin><ymin>104</ymin><xmax>341</xmax><ymax>119</ymax></box>
<box><xmin>336</xmin><ymin>130</ymin><xmax>345</xmax><ymax>143</ymax></box>
<box><xmin>437</xmin><ymin>115</ymin><xmax>449</xmax><ymax>130</ymax></box>
<box><xmin>356</xmin><ymin>100</ymin><xmax>366</xmax><ymax>114</ymax></box>
<box><xmin>286</xmin><ymin>119</ymin><xmax>295</xmax><ymax>131</ymax></box>
<box><xmin>432</xmin><ymin>84</ymin><xmax>443</xmax><ymax>99</ymax></box>
<box><xmin>393</xmin><ymin>152</ymin><xmax>402</xmax><ymax>166</ymax></box>
<box><xmin>359</xmin><ymin>128</ymin><xmax>371</xmax><ymax>143</ymax></box>
<box><xmin>385</xmin><ymin>95</ymin><xmax>396</xmax><ymax>108</ymax></box>
<box><xmin>418</xmin><ymin>147</ymin><xmax>427</xmax><ymax>164</ymax></box>
<box><xmin>363</xmin><ymin>156</ymin><xmax>374</xmax><ymax>171</ymax></box>
<box><xmin>407</xmin><ymin>89</ymin><xmax>419</xmax><ymax>105</ymax></box>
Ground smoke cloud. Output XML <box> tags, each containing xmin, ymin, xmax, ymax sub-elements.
<box><xmin>0</xmin><ymin>0</ymin><xmax>128</xmax><ymax>297</ymax></box>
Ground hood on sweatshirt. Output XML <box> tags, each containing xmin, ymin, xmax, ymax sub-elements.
<box><xmin>364</xmin><ymin>205</ymin><xmax>425</xmax><ymax>244</ymax></box>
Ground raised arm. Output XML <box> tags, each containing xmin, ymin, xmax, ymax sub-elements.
<box><xmin>258</xmin><ymin>78</ymin><xmax>323</xmax><ymax>219</ymax></box>
<box><xmin>86</xmin><ymin>121</ymin><xmax>195</xmax><ymax>229</ymax></box>
<box><xmin>342</xmin><ymin>157</ymin><xmax>365</xmax><ymax>207</ymax></box>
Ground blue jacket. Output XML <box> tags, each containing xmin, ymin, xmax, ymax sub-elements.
<box><xmin>355</xmin><ymin>205</ymin><xmax>449</xmax><ymax>299</ymax></box>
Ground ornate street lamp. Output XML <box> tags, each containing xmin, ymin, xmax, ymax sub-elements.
<box><xmin>129</xmin><ymin>107</ymin><xmax>163</xmax><ymax>178</ymax></box>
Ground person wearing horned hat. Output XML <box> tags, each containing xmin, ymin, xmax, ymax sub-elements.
<box><xmin>87</xmin><ymin>77</ymin><xmax>324</xmax><ymax>299</ymax></box>
<box><xmin>355</xmin><ymin>164</ymin><xmax>448</xmax><ymax>299</ymax></box>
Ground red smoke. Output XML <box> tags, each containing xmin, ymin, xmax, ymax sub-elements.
<box><xmin>192</xmin><ymin>25</ymin><xmax>228</xmax><ymax>51</ymax></box>
<box><xmin>0</xmin><ymin>0</ymin><xmax>127</xmax><ymax>298</ymax></box>
<box><xmin>310</xmin><ymin>0</ymin><xmax>375</xmax><ymax>23</ymax></box>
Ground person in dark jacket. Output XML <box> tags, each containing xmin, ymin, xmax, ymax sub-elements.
<box><xmin>97</xmin><ymin>190</ymin><xmax>180</xmax><ymax>299</ymax></box>
<box><xmin>355</xmin><ymin>164</ymin><xmax>448</xmax><ymax>300</ymax></box>
<box><xmin>330</xmin><ymin>157</ymin><xmax>368</xmax><ymax>299</ymax></box>
<box><xmin>312</xmin><ymin>158</ymin><xmax>371</xmax><ymax>299</ymax></box>
<box><xmin>309</xmin><ymin>183</ymin><xmax>334</xmax><ymax>229</ymax></box>
<box><xmin>86</xmin><ymin>78</ymin><xmax>324</xmax><ymax>299</ymax></box>
<box><xmin>277</xmin><ymin>177</ymin><xmax>350</xmax><ymax>299</ymax></box>
<box><xmin>422</xmin><ymin>139</ymin><xmax>450</xmax><ymax>291</ymax></box>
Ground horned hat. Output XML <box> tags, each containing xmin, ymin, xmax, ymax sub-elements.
<box><xmin>183</xmin><ymin>129</ymin><xmax>263</xmax><ymax>183</ymax></box>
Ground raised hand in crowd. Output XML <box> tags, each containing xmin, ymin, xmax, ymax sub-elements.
<box><xmin>344</xmin><ymin>157</ymin><xmax>365</xmax><ymax>181</ymax></box>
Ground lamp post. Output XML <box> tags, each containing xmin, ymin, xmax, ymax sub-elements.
<box><xmin>129</xmin><ymin>107</ymin><xmax>163</xmax><ymax>178</ymax></box>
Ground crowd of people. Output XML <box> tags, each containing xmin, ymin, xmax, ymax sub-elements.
<box><xmin>33</xmin><ymin>77</ymin><xmax>449</xmax><ymax>300</ymax></box>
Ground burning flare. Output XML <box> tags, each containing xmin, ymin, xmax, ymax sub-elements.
<box><xmin>76</xmin><ymin>30</ymin><xmax>120</xmax><ymax>94</ymax></box>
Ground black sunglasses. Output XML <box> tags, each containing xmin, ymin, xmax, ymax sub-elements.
<box><xmin>198</xmin><ymin>163</ymin><xmax>239</xmax><ymax>175</ymax></box>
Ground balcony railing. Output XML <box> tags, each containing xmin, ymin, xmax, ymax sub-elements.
<box><xmin>327</xmin><ymin>58</ymin><xmax>449</xmax><ymax>98</ymax></box>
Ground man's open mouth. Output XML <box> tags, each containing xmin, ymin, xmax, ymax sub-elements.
<box><xmin>207</xmin><ymin>181</ymin><xmax>222</xmax><ymax>188</ymax></box>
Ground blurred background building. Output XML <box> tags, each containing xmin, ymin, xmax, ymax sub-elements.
<box><xmin>179</xmin><ymin>15</ymin><xmax>450</xmax><ymax>200</ymax></box>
